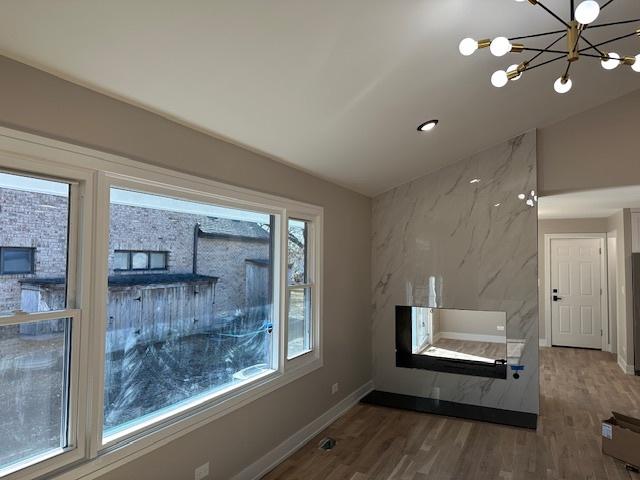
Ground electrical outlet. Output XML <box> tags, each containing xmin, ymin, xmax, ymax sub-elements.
<box><xmin>497</xmin><ymin>325</ymin><xmax>505</xmax><ymax>331</ymax></box>
<box><xmin>195</xmin><ymin>462</ymin><xmax>209</xmax><ymax>480</ymax></box>
<box><xmin>331</xmin><ymin>383</ymin><xmax>339</xmax><ymax>395</ymax></box>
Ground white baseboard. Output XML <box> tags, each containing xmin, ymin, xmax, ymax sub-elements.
<box><xmin>231</xmin><ymin>380</ymin><xmax>374</xmax><ymax>480</ymax></box>
<box><xmin>617</xmin><ymin>355</ymin><xmax>635</xmax><ymax>375</ymax></box>
<box><xmin>539</xmin><ymin>338</ymin><xmax>549</xmax><ymax>347</ymax></box>
<box><xmin>438</xmin><ymin>331</ymin><xmax>505</xmax><ymax>344</ymax></box>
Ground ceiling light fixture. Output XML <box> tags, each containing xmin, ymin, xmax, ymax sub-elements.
<box><xmin>417</xmin><ymin>120</ymin><xmax>439</xmax><ymax>132</ymax></box>
<box><xmin>460</xmin><ymin>0</ymin><xmax>640</xmax><ymax>94</ymax></box>
<box><xmin>554</xmin><ymin>75</ymin><xmax>573</xmax><ymax>93</ymax></box>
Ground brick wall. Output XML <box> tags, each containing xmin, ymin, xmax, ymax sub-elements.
<box><xmin>0</xmin><ymin>187</ymin><xmax>271</xmax><ymax>315</ymax></box>
<box><xmin>0</xmin><ymin>188</ymin><xmax>69</xmax><ymax>311</ymax></box>
<box><xmin>197</xmin><ymin>237</ymin><xmax>269</xmax><ymax>317</ymax></box>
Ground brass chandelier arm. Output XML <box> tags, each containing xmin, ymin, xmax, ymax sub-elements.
<box><xmin>579</xmin><ymin>52</ymin><xmax>611</xmax><ymax>59</ymax></box>
<box><xmin>577</xmin><ymin>34</ymin><xmax>606</xmax><ymax>56</ymax></box>
<box><xmin>523</xmin><ymin>54</ymin><xmax>567</xmax><ymax>72</ymax></box>
<box><xmin>585</xmin><ymin>18</ymin><xmax>640</xmax><ymax>29</ymax></box>
<box><xmin>531</xmin><ymin>0</ymin><xmax>604</xmax><ymax>56</ymax></box>
<box><xmin>533</xmin><ymin>0</ymin><xmax>572</xmax><ymax>28</ymax></box>
<box><xmin>600</xmin><ymin>0</ymin><xmax>616</xmax><ymax>11</ymax></box>
<box><xmin>507</xmin><ymin>19</ymin><xmax>640</xmax><ymax>43</ymax></box>
<box><xmin>509</xmin><ymin>29</ymin><xmax>566</xmax><ymax>41</ymax></box>
<box><xmin>525</xmin><ymin>33</ymin><xmax>567</xmax><ymax>64</ymax></box>
<box><xmin>522</xmin><ymin>47</ymin><xmax>568</xmax><ymax>54</ymax></box>
<box><xmin>562</xmin><ymin>59</ymin><xmax>572</xmax><ymax>79</ymax></box>
<box><xmin>578</xmin><ymin>30</ymin><xmax>639</xmax><ymax>53</ymax></box>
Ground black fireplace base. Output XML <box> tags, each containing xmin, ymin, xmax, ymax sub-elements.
<box><xmin>361</xmin><ymin>390</ymin><xmax>538</xmax><ymax>429</ymax></box>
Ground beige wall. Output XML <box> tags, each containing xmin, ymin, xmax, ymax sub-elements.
<box><xmin>538</xmin><ymin>88</ymin><xmax>640</xmax><ymax>195</ymax></box>
<box><xmin>537</xmin><ymin>217</ymin><xmax>609</xmax><ymax>341</ymax></box>
<box><xmin>608</xmin><ymin>210</ymin><xmax>634</xmax><ymax>368</ymax></box>
<box><xmin>437</xmin><ymin>309</ymin><xmax>505</xmax><ymax>338</ymax></box>
<box><xmin>0</xmin><ymin>56</ymin><xmax>372</xmax><ymax>480</ymax></box>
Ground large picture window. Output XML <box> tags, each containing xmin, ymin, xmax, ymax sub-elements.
<box><xmin>0</xmin><ymin>129</ymin><xmax>322</xmax><ymax>480</ymax></box>
<box><xmin>103</xmin><ymin>188</ymin><xmax>277</xmax><ymax>442</ymax></box>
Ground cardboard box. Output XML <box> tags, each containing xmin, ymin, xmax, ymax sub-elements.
<box><xmin>602</xmin><ymin>412</ymin><xmax>640</xmax><ymax>469</ymax></box>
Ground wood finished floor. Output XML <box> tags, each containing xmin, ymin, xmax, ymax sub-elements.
<box><xmin>423</xmin><ymin>338</ymin><xmax>506</xmax><ymax>361</ymax></box>
<box><xmin>264</xmin><ymin>347</ymin><xmax>640</xmax><ymax>480</ymax></box>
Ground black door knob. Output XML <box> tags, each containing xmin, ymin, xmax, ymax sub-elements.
<box><xmin>553</xmin><ymin>295</ymin><xmax>562</xmax><ymax>301</ymax></box>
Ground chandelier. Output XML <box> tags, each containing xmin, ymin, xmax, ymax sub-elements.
<box><xmin>459</xmin><ymin>0</ymin><xmax>640</xmax><ymax>93</ymax></box>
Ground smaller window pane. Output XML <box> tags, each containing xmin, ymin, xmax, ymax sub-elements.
<box><xmin>0</xmin><ymin>318</ymin><xmax>70</xmax><ymax>473</ymax></box>
<box><xmin>131</xmin><ymin>252</ymin><xmax>148</xmax><ymax>270</ymax></box>
<box><xmin>149</xmin><ymin>252</ymin><xmax>166</xmax><ymax>270</ymax></box>
<box><xmin>288</xmin><ymin>219</ymin><xmax>308</xmax><ymax>285</ymax></box>
<box><xmin>287</xmin><ymin>287</ymin><xmax>311</xmax><ymax>359</ymax></box>
<box><xmin>1</xmin><ymin>248</ymin><xmax>33</xmax><ymax>274</ymax></box>
<box><xmin>113</xmin><ymin>252</ymin><xmax>129</xmax><ymax>270</ymax></box>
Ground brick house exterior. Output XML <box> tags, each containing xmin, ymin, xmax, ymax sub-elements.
<box><xmin>0</xmin><ymin>188</ymin><xmax>69</xmax><ymax>311</ymax></box>
<box><xmin>0</xmin><ymin>186</ymin><xmax>271</xmax><ymax>318</ymax></box>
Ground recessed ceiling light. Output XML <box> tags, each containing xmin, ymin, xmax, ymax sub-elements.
<box><xmin>417</xmin><ymin>120</ymin><xmax>438</xmax><ymax>132</ymax></box>
<box><xmin>469</xmin><ymin>178</ymin><xmax>480</xmax><ymax>184</ymax></box>
<box><xmin>494</xmin><ymin>203</ymin><xmax>501</xmax><ymax>207</ymax></box>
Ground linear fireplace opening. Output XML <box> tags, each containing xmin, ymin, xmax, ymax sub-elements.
<box><xmin>396</xmin><ymin>305</ymin><xmax>508</xmax><ymax>379</ymax></box>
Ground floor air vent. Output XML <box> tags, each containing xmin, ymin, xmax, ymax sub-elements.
<box><xmin>318</xmin><ymin>437</ymin><xmax>336</xmax><ymax>450</ymax></box>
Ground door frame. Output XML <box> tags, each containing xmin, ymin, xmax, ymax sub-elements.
<box><xmin>543</xmin><ymin>233</ymin><xmax>610</xmax><ymax>351</ymax></box>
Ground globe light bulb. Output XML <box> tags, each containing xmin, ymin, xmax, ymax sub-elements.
<box><xmin>459</xmin><ymin>38</ymin><xmax>478</xmax><ymax>56</ymax></box>
<box><xmin>575</xmin><ymin>0</ymin><xmax>600</xmax><ymax>25</ymax></box>
<box><xmin>490</xmin><ymin>37</ymin><xmax>512</xmax><ymax>57</ymax></box>
<box><xmin>601</xmin><ymin>52</ymin><xmax>620</xmax><ymax>70</ymax></box>
<box><xmin>491</xmin><ymin>70</ymin><xmax>508</xmax><ymax>88</ymax></box>
<box><xmin>507</xmin><ymin>64</ymin><xmax>522</xmax><ymax>81</ymax></box>
<box><xmin>632</xmin><ymin>54</ymin><xmax>640</xmax><ymax>72</ymax></box>
<box><xmin>554</xmin><ymin>76</ymin><xmax>572</xmax><ymax>94</ymax></box>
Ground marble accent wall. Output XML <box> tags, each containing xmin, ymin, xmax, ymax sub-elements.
<box><xmin>372</xmin><ymin>131</ymin><xmax>538</xmax><ymax>414</ymax></box>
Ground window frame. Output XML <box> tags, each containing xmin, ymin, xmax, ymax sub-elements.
<box><xmin>98</xmin><ymin>177</ymin><xmax>286</xmax><ymax>448</ymax></box>
<box><xmin>112</xmin><ymin>250</ymin><xmax>169</xmax><ymax>271</ymax></box>
<box><xmin>0</xmin><ymin>127</ymin><xmax>323</xmax><ymax>480</ymax></box>
<box><xmin>285</xmin><ymin>217</ymin><xmax>317</xmax><ymax>360</ymax></box>
<box><xmin>0</xmin><ymin>246</ymin><xmax>36</xmax><ymax>275</ymax></box>
<box><xmin>0</xmin><ymin>157</ymin><xmax>95</xmax><ymax>480</ymax></box>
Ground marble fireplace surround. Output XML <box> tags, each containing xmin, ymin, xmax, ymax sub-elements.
<box><xmin>371</xmin><ymin>130</ymin><xmax>539</xmax><ymax>417</ymax></box>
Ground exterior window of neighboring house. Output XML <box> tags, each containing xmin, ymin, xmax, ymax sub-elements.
<box><xmin>0</xmin><ymin>247</ymin><xmax>35</xmax><ymax>274</ymax></box>
<box><xmin>0</xmin><ymin>133</ymin><xmax>322</xmax><ymax>480</ymax></box>
<box><xmin>287</xmin><ymin>218</ymin><xmax>313</xmax><ymax>359</ymax></box>
<box><xmin>113</xmin><ymin>250</ymin><xmax>168</xmax><ymax>271</ymax></box>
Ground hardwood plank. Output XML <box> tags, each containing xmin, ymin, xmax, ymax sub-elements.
<box><xmin>263</xmin><ymin>347</ymin><xmax>640</xmax><ymax>479</ymax></box>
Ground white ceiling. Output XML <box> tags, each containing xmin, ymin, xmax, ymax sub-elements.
<box><xmin>539</xmin><ymin>186</ymin><xmax>640</xmax><ymax>219</ymax></box>
<box><xmin>0</xmin><ymin>1</ymin><xmax>639</xmax><ymax>196</ymax></box>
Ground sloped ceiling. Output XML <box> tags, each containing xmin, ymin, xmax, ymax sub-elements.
<box><xmin>0</xmin><ymin>0</ymin><xmax>638</xmax><ymax>195</ymax></box>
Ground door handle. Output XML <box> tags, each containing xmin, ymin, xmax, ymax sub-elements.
<box><xmin>553</xmin><ymin>295</ymin><xmax>562</xmax><ymax>301</ymax></box>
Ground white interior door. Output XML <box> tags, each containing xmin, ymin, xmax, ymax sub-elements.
<box><xmin>550</xmin><ymin>237</ymin><xmax>602</xmax><ymax>349</ymax></box>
